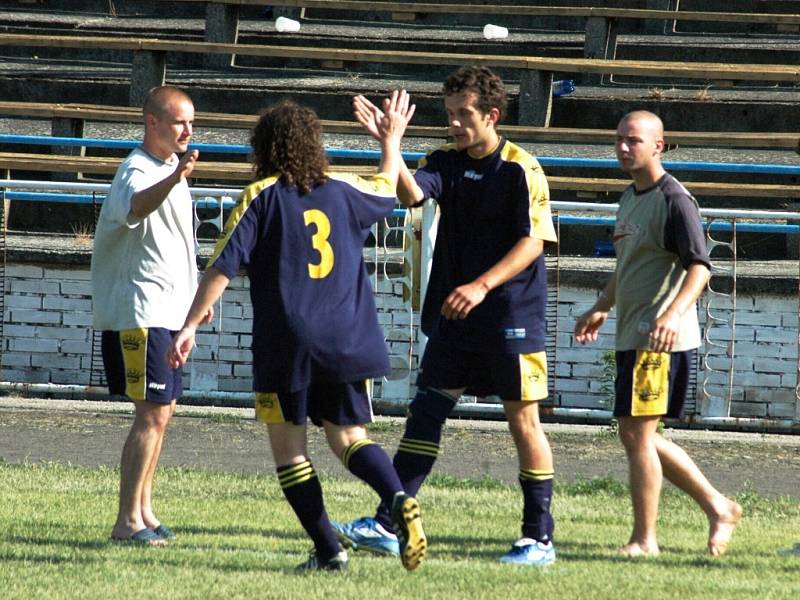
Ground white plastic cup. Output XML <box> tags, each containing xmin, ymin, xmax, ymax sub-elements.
<box><xmin>275</xmin><ymin>16</ymin><xmax>301</xmax><ymax>33</ymax></box>
<box><xmin>483</xmin><ymin>23</ymin><xmax>508</xmax><ymax>40</ymax></box>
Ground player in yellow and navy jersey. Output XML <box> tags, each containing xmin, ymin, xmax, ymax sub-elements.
<box><xmin>332</xmin><ymin>66</ymin><xmax>559</xmax><ymax>567</ymax></box>
<box><xmin>168</xmin><ymin>95</ymin><xmax>426</xmax><ymax>572</ymax></box>
<box><xmin>575</xmin><ymin>111</ymin><xmax>742</xmax><ymax>558</ymax></box>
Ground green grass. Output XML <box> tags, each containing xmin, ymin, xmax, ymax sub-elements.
<box><xmin>1</xmin><ymin>462</ymin><xmax>799</xmax><ymax>599</ymax></box>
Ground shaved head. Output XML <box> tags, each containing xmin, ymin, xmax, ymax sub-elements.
<box><xmin>143</xmin><ymin>85</ymin><xmax>193</xmax><ymax>119</ymax></box>
<box><xmin>615</xmin><ymin>110</ymin><xmax>667</xmax><ymax>185</ymax></box>
<box><xmin>618</xmin><ymin>110</ymin><xmax>664</xmax><ymax>140</ymax></box>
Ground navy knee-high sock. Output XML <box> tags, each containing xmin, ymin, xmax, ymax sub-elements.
<box><xmin>519</xmin><ymin>468</ymin><xmax>555</xmax><ymax>543</ymax></box>
<box><xmin>277</xmin><ymin>460</ymin><xmax>340</xmax><ymax>560</ymax></box>
<box><xmin>375</xmin><ymin>388</ymin><xmax>455</xmax><ymax>530</ymax></box>
<box><xmin>341</xmin><ymin>439</ymin><xmax>402</xmax><ymax>509</ymax></box>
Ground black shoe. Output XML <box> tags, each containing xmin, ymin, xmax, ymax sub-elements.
<box><xmin>295</xmin><ymin>549</ymin><xmax>349</xmax><ymax>572</ymax></box>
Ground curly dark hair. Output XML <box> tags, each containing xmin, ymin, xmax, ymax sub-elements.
<box><xmin>442</xmin><ymin>66</ymin><xmax>507</xmax><ymax>121</ymax></box>
<box><xmin>250</xmin><ymin>100</ymin><xmax>328</xmax><ymax>194</ymax></box>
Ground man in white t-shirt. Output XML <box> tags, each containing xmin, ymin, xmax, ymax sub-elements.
<box><xmin>91</xmin><ymin>85</ymin><xmax>212</xmax><ymax>546</ymax></box>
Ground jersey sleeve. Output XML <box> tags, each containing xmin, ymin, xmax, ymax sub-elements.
<box><xmin>332</xmin><ymin>173</ymin><xmax>396</xmax><ymax>229</ymax></box>
<box><xmin>206</xmin><ymin>181</ymin><xmax>265</xmax><ymax>278</ymax></box>
<box><xmin>664</xmin><ymin>192</ymin><xmax>711</xmax><ymax>270</ymax></box>
<box><xmin>105</xmin><ymin>167</ymin><xmax>149</xmax><ymax>228</ymax></box>
<box><xmin>518</xmin><ymin>163</ymin><xmax>557</xmax><ymax>243</ymax></box>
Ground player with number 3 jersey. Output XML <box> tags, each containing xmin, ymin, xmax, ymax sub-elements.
<box><xmin>168</xmin><ymin>95</ymin><xmax>427</xmax><ymax>573</ymax></box>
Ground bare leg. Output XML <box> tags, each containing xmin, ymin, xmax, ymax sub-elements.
<box><xmin>655</xmin><ymin>435</ymin><xmax>742</xmax><ymax>556</ymax></box>
<box><xmin>504</xmin><ymin>401</ymin><xmax>552</xmax><ymax>472</ymax></box>
<box><xmin>111</xmin><ymin>400</ymin><xmax>172</xmax><ymax>542</ymax></box>
<box><xmin>324</xmin><ymin>422</ymin><xmax>368</xmax><ymax>459</ymax></box>
<box><xmin>267</xmin><ymin>421</ymin><xmax>309</xmax><ymax>467</ymax></box>
<box><xmin>141</xmin><ymin>400</ymin><xmax>176</xmax><ymax>529</ymax></box>
<box><xmin>617</xmin><ymin>416</ymin><xmax>663</xmax><ymax>557</ymax></box>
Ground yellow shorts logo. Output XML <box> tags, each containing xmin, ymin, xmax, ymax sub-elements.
<box><xmin>632</xmin><ymin>350</ymin><xmax>670</xmax><ymax>417</ymax></box>
<box><xmin>520</xmin><ymin>351</ymin><xmax>548</xmax><ymax>401</ymax></box>
<box><xmin>120</xmin><ymin>328</ymin><xmax>148</xmax><ymax>401</ymax></box>
<box><xmin>255</xmin><ymin>393</ymin><xmax>285</xmax><ymax>424</ymax></box>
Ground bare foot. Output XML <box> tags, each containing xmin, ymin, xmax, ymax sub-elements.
<box><xmin>618</xmin><ymin>542</ymin><xmax>660</xmax><ymax>557</ymax></box>
<box><xmin>708</xmin><ymin>500</ymin><xmax>743</xmax><ymax>556</ymax></box>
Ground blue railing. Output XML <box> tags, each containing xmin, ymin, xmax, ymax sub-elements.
<box><xmin>2</xmin><ymin>134</ymin><xmax>799</xmax><ymax>176</ymax></box>
<box><xmin>2</xmin><ymin>190</ymin><xmax>796</xmax><ymax>233</ymax></box>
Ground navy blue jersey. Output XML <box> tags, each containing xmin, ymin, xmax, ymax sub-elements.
<box><xmin>414</xmin><ymin>139</ymin><xmax>557</xmax><ymax>353</ymax></box>
<box><xmin>208</xmin><ymin>173</ymin><xmax>396</xmax><ymax>392</ymax></box>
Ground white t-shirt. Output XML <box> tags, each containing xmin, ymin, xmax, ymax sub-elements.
<box><xmin>91</xmin><ymin>147</ymin><xmax>198</xmax><ymax>331</ymax></box>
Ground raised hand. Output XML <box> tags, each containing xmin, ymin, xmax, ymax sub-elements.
<box><xmin>175</xmin><ymin>149</ymin><xmax>199</xmax><ymax>182</ymax></box>
<box><xmin>353</xmin><ymin>94</ymin><xmax>383</xmax><ymax>140</ymax></box>
<box><xmin>376</xmin><ymin>89</ymin><xmax>416</xmax><ymax>145</ymax></box>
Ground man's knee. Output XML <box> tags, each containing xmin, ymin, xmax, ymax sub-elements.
<box><xmin>505</xmin><ymin>401</ymin><xmax>542</xmax><ymax>438</ymax></box>
<box><xmin>617</xmin><ymin>417</ymin><xmax>656</xmax><ymax>452</ymax></box>
<box><xmin>135</xmin><ymin>401</ymin><xmax>173</xmax><ymax>431</ymax></box>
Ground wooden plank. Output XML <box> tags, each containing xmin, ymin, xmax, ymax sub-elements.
<box><xmin>169</xmin><ymin>0</ymin><xmax>800</xmax><ymax>25</ymax></box>
<box><xmin>0</xmin><ymin>152</ymin><xmax>374</xmax><ymax>179</ymax></box>
<box><xmin>548</xmin><ymin>176</ymin><xmax>800</xmax><ymax>198</ymax></box>
<box><xmin>0</xmin><ymin>153</ymin><xmax>796</xmax><ymax>197</ymax></box>
<box><xmin>0</xmin><ymin>102</ymin><xmax>797</xmax><ymax>149</ymax></box>
<box><xmin>0</xmin><ymin>34</ymin><xmax>797</xmax><ymax>81</ymax></box>
<box><xmin>524</xmin><ymin>56</ymin><xmax>800</xmax><ymax>82</ymax></box>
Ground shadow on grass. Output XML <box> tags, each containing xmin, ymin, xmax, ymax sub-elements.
<box><xmin>5</xmin><ymin>535</ymin><xmax>110</xmax><ymax>550</ymax></box>
<box><xmin>176</xmin><ymin>524</ymin><xmax>302</xmax><ymax>540</ymax></box>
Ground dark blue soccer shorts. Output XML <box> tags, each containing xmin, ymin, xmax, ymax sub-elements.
<box><xmin>255</xmin><ymin>380</ymin><xmax>374</xmax><ymax>427</ymax></box>
<box><xmin>101</xmin><ymin>328</ymin><xmax>182</xmax><ymax>404</ymax></box>
<box><xmin>417</xmin><ymin>338</ymin><xmax>549</xmax><ymax>401</ymax></box>
<box><xmin>614</xmin><ymin>349</ymin><xmax>694</xmax><ymax>418</ymax></box>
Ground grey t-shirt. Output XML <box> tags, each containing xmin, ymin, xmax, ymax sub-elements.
<box><xmin>91</xmin><ymin>147</ymin><xmax>198</xmax><ymax>331</ymax></box>
<box><xmin>613</xmin><ymin>173</ymin><xmax>710</xmax><ymax>352</ymax></box>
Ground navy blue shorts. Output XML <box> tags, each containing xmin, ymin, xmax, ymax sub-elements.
<box><xmin>255</xmin><ymin>380</ymin><xmax>373</xmax><ymax>427</ymax></box>
<box><xmin>614</xmin><ymin>349</ymin><xmax>693</xmax><ymax>418</ymax></box>
<box><xmin>101</xmin><ymin>328</ymin><xmax>182</xmax><ymax>404</ymax></box>
<box><xmin>417</xmin><ymin>339</ymin><xmax>548</xmax><ymax>401</ymax></box>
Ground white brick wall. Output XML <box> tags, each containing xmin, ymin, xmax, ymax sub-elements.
<box><xmin>0</xmin><ymin>264</ymin><xmax>797</xmax><ymax>420</ymax></box>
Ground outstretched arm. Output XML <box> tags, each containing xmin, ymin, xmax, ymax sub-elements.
<box><xmin>130</xmin><ymin>150</ymin><xmax>198</xmax><ymax>218</ymax></box>
<box><xmin>167</xmin><ymin>266</ymin><xmax>230</xmax><ymax>368</ymax></box>
<box><xmin>353</xmin><ymin>92</ymin><xmax>425</xmax><ymax>207</ymax></box>
<box><xmin>374</xmin><ymin>90</ymin><xmax>415</xmax><ymax>190</ymax></box>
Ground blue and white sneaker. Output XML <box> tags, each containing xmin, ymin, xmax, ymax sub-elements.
<box><xmin>330</xmin><ymin>516</ymin><xmax>400</xmax><ymax>556</ymax></box>
<box><xmin>499</xmin><ymin>538</ymin><xmax>556</xmax><ymax>566</ymax></box>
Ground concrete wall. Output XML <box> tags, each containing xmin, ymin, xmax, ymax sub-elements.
<box><xmin>1</xmin><ymin>262</ymin><xmax>797</xmax><ymax>420</ymax></box>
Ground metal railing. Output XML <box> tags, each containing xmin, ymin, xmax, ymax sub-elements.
<box><xmin>0</xmin><ymin>179</ymin><xmax>798</xmax><ymax>428</ymax></box>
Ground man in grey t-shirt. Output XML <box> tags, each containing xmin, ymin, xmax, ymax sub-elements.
<box><xmin>574</xmin><ymin>111</ymin><xmax>742</xmax><ymax>558</ymax></box>
<box><xmin>91</xmin><ymin>86</ymin><xmax>212</xmax><ymax>545</ymax></box>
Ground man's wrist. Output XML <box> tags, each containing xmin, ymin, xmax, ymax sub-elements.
<box><xmin>595</xmin><ymin>290</ymin><xmax>613</xmax><ymax>312</ymax></box>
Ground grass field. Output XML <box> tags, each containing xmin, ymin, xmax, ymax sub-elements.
<box><xmin>1</xmin><ymin>461</ymin><xmax>798</xmax><ymax>599</ymax></box>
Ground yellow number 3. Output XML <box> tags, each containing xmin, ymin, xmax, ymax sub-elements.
<box><xmin>303</xmin><ymin>209</ymin><xmax>334</xmax><ymax>279</ymax></box>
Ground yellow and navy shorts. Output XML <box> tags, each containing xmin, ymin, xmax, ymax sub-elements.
<box><xmin>255</xmin><ymin>380</ymin><xmax>374</xmax><ymax>427</ymax></box>
<box><xmin>101</xmin><ymin>328</ymin><xmax>182</xmax><ymax>404</ymax></box>
<box><xmin>613</xmin><ymin>349</ymin><xmax>693</xmax><ymax>418</ymax></box>
<box><xmin>417</xmin><ymin>338</ymin><xmax>549</xmax><ymax>402</ymax></box>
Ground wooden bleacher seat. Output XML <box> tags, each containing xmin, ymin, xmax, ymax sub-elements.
<box><xmin>0</xmin><ymin>33</ymin><xmax>797</xmax><ymax>126</ymax></box>
<box><xmin>0</xmin><ymin>152</ymin><xmax>796</xmax><ymax>200</ymax></box>
<box><xmin>0</xmin><ymin>101</ymin><xmax>796</xmax><ymax>151</ymax></box>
